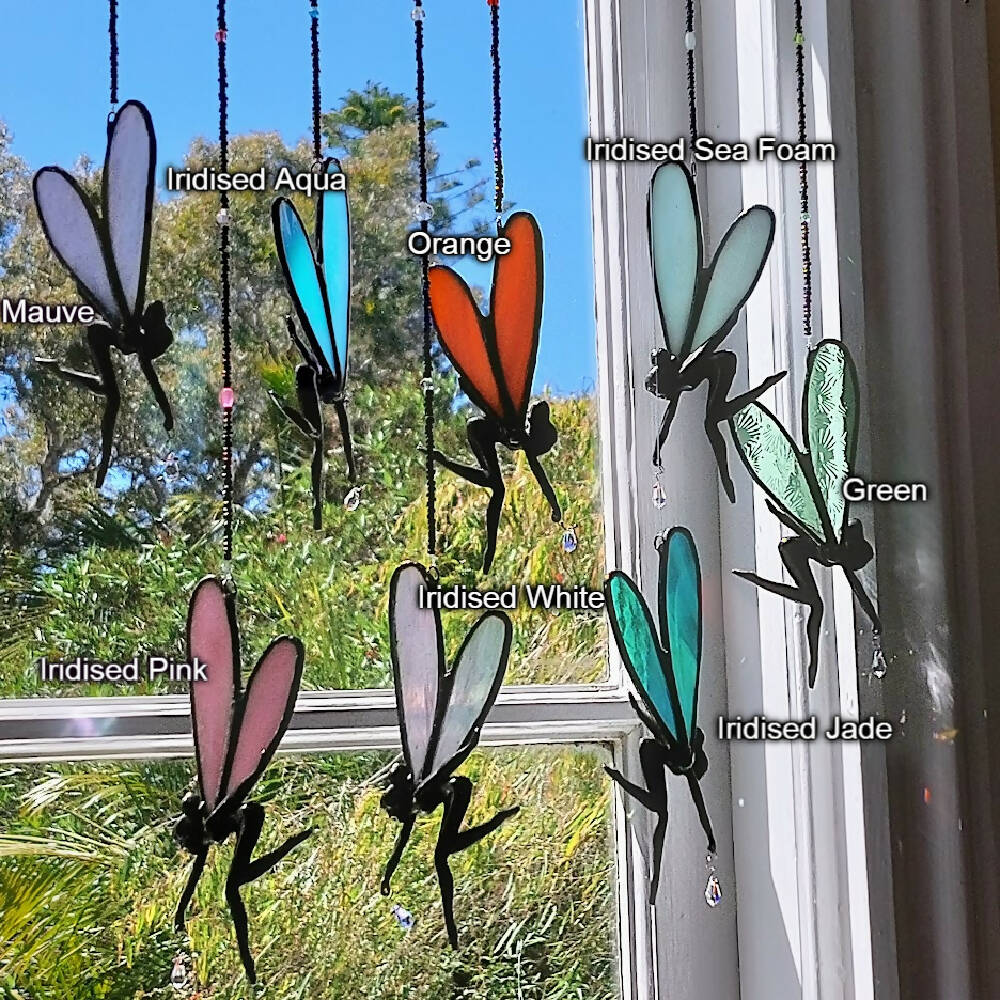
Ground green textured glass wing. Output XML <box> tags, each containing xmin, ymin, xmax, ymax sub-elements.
<box><xmin>662</xmin><ymin>528</ymin><xmax>701</xmax><ymax>738</ymax></box>
<box><xmin>606</xmin><ymin>572</ymin><xmax>679</xmax><ymax>741</ymax></box>
<box><xmin>649</xmin><ymin>163</ymin><xmax>700</xmax><ymax>358</ymax></box>
<box><xmin>731</xmin><ymin>402</ymin><xmax>825</xmax><ymax>540</ymax></box>
<box><xmin>805</xmin><ymin>340</ymin><xmax>858</xmax><ymax>541</ymax></box>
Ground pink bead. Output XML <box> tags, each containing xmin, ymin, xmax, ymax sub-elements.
<box><xmin>215</xmin><ymin>29</ymin><xmax>228</xmax><ymax>42</ymax></box>
<box><xmin>219</xmin><ymin>386</ymin><xmax>235</xmax><ymax>409</ymax></box>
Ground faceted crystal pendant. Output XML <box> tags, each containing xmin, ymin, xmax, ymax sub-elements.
<box><xmin>872</xmin><ymin>633</ymin><xmax>887</xmax><ymax>679</ymax></box>
<box><xmin>170</xmin><ymin>954</ymin><xmax>188</xmax><ymax>990</ymax></box>
<box><xmin>562</xmin><ymin>526</ymin><xmax>579</xmax><ymax>553</ymax></box>
<box><xmin>872</xmin><ymin>647</ymin><xmax>888</xmax><ymax>679</ymax></box>
<box><xmin>344</xmin><ymin>486</ymin><xmax>362</xmax><ymax>512</ymax></box>
<box><xmin>391</xmin><ymin>903</ymin><xmax>414</xmax><ymax>931</ymax></box>
<box><xmin>652</xmin><ymin>475</ymin><xmax>667</xmax><ymax>510</ymax></box>
<box><xmin>705</xmin><ymin>871</ymin><xmax>722</xmax><ymax>908</ymax></box>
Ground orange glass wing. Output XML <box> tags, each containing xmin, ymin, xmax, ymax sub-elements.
<box><xmin>428</xmin><ymin>266</ymin><xmax>504</xmax><ymax>421</ymax></box>
<box><xmin>491</xmin><ymin>212</ymin><xmax>543</xmax><ymax>418</ymax></box>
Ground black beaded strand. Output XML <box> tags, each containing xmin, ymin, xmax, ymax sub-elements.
<box><xmin>684</xmin><ymin>0</ymin><xmax>698</xmax><ymax>159</ymax></box>
<box><xmin>108</xmin><ymin>0</ymin><xmax>119</xmax><ymax>114</ymax></box>
<box><xmin>794</xmin><ymin>0</ymin><xmax>813</xmax><ymax>340</ymax></box>
<box><xmin>413</xmin><ymin>0</ymin><xmax>437</xmax><ymax>561</ymax></box>
<box><xmin>310</xmin><ymin>0</ymin><xmax>323</xmax><ymax>161</ymax></box>
<box><xmin>489</xmin><ymin>0</ymin><xmax>503</xmax><ymax>229</ymax></box>
<box><xmin>216</xmin><ymin>0</ymin><xmax>236</xmax><ymax>573</ymax></box>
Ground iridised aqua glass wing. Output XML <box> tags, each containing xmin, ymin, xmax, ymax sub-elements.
<box><xmin>275</xmin><ymin>199</ymin><xmax>335</xmax><ymax>372</ymax></box>
<box><xmin>805</xmin><ymin>340</ymin><xmax>858</xmax><ymax>540</ymax></box>
<box><xmin>731</xmin><ymin>402</ymin><xmax>825</xmax><ymax>540</ymax></box>
<box><xmin>319</xmin><ymin>158</ymin><xmax>350</xmax><ymax>380</ymax></box>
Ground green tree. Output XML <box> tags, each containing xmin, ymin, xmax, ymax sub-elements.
<box><xmin>0</xmin><ymin>84</ymin><xmax>484</xmax><ymax>547</ymax></box>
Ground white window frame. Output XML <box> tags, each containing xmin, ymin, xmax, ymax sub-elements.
<box><xmin>0</xmin><ymin>0</ymin><xmax>921</xmax><ymax>997</ymax></box>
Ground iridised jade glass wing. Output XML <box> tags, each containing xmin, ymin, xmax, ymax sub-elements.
<box><xmin>805</xmin><ymin>340</ymin><xmax>858</xmax><ymax>540</ymax></box>
<box><xmin>607</xmin><ymin>572</ymin><xmax>679</xmax><ymax>740</ymax></box>
<box><xmin>731</xmin><ymin>402</ymin><xmax>825</xmax><ymax>540</ymax></box>
<box><xmin>663</xmin><ymin>528</ymin><xmax>700</xmax><ymax>738</ymax></box>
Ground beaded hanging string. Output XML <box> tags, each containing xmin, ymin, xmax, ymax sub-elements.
<box><xmin>793</xmin><ymin>10</ymin><xmax>884</xmax><ymax>677</ymax></box>
<box><xmin>310</xmin><ymin>0</ymin><xmax>322</xmax><ymax>162</ymax></box>
<box><xmin>676</xmin><ymin>0</ymin><xmax>722</xmax><ymax>905</ymax></box>
<box><xmin>652</xmin><ymin>0</ymin><xmax>699</xmax><ymax>510</ymax></box>
<box><xmin>215</xmin><ymin>0</ymin><xmax>236</xmax><ymax>584</ymax></box>
<box><xmin>489</xmin><ymin>0</ymin><xmax>503</xmax><ymax>231</ymax></box>
<box><xmin>485</xmin><ymin>0</ymin><xmax>576</xmax><ymax>555</ymax></box>
<box><xmin>793</xmin><ymin>9</ymin><xmax>885</xmax><ymax>676</ymax></box>
<box><xmin>793</xmin><ymin>0</ymin><xmax>814</xmax><ymax>345</ymax></box>
<box><xmin>108</xmin><ymin>0</ymin><xmax>119</xmax><ymax>118</ymax></box>
<box><xmin>412</xmin><ymin>0</ymin><xmax>438</xmax><ymax>566</ymax></box>
<box><xmin>684</xmin><ymin>0</ymin><xmax>698</xmax><ymax>169</ymax></box>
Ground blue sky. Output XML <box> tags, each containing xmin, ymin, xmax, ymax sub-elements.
<box><xmin>0</xmin><ymin>0</ymin><xmax>596</xmax><ymax>394</ymax></box>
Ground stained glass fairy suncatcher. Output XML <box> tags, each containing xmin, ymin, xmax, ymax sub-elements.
<box><xmin>380</xmin><ymin>562</ymin><xmax>519</xmax><ymax>947</ymax></box>
<box><xmin>604</xmin><ymin>527</ymin><xmax>718</xmax><ymax>901</ymax></box>
<box><xmin>33</xmin><ymin>100</ymin><xmax>174</xmax><ymax>488</ymax></box>
<box><xmin>429</xmin><ymin>212</ymin><xmax>562</xmax><ymax>572</ymax></box>
<box><xmin>173</xmin><ymin>578</ymin><xmax>311</xmax><ymax>985</ymax></box>
<box><xmin>730</xmin><ymin>339</ymin><xmax>881</xmax><ymax>686</ymax></box>
<box><xmin>271</xmin><ymin>157</ymin><xmax>356</xmax><ymax>527</ymax></box>
<box><xmin>644</xmin><ymin>162</ymin><xmax>785</xmax><ymax>501</ymax></box>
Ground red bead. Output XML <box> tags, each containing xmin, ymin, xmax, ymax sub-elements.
<box><xmin>219</xmin><ymin>386</ymin><xmax>235</xmax><ymax>409</ymax></box>
<box><xmin>487</xmin><ymin>0</ymin><xmax>499</xmax><ymax>6</ymax></box>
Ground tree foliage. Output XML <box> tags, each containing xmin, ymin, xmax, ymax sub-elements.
<box><xmin>0</xmin><ymin>83</ymin><xmax>483</xmax><ymax>545</ymax></box>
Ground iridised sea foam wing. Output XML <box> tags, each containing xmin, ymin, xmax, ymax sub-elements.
<box><xmin>649</xmin><ymin>163</ymin><xmax>700</xmax><ymax>358</ymax></box>
<box><xmin>389</xmin><ymin>562</ymin><xmax>444</xmax><ymax>779</ymax></box>
<box><xmin>689</xmin><ymin>204</ymin><xmax>775</xmax><ymax>354</ymax></box>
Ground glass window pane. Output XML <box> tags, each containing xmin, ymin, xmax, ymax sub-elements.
<box><xmin>0</xmin><ymin>747</ymin><xmax>618</xmax><ymax>997</ymax></box>
<box><xmin>0</xmin><ymin>0</ymin><xmax>604</xmax><ymax>698</ymax></box>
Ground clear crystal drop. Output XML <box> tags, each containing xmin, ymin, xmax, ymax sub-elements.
<box><xmin>420</xmin><ymin>377</ymin><xmax>435</xmax><ymax>393</ymax></box>
<box><xmin>652</xmin><ymin>478</ymin><xmax>667</xmax><ymax>509</ymax></box>
<box><xmin>413</xmin><ymin>200</ymin><xmax>434</xmax><ymax>221</ymax></box>
<box><xmin>562</xmin><ymin>527</ymin><xmax>578</xmax><ymax>553</ymax></box>
<box><xmin>216</xmin><ymin>208</ymin><xmax>230</xmax><ymax>227</ymax></box>
<box><xmin>391</xmin><ymin>902</ymin><xmax>414</xmax><ymax>931</ymax></box>
<box><xmin>170</xmin><ymin>956</ymin><xmax>187</xmax><ymax>989</ymax></box>
<box><xmin>344</xmin><ymin>486</ymin><xmax>362</xmax><ymax>511</ymax></box>
<box><xmin>705</xmin><ymin>871</ymin><xmax>722</xmax><ymax>908</ymax></box>
<box><xmin>411</xmin><ymin>5</ymin><xmax>425</xmax><ymax>20</ymax></box>
<box><xmin>872</xmin><ymin>647</ymin><xmax>888</xmax><ymax>679</ymax></box>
